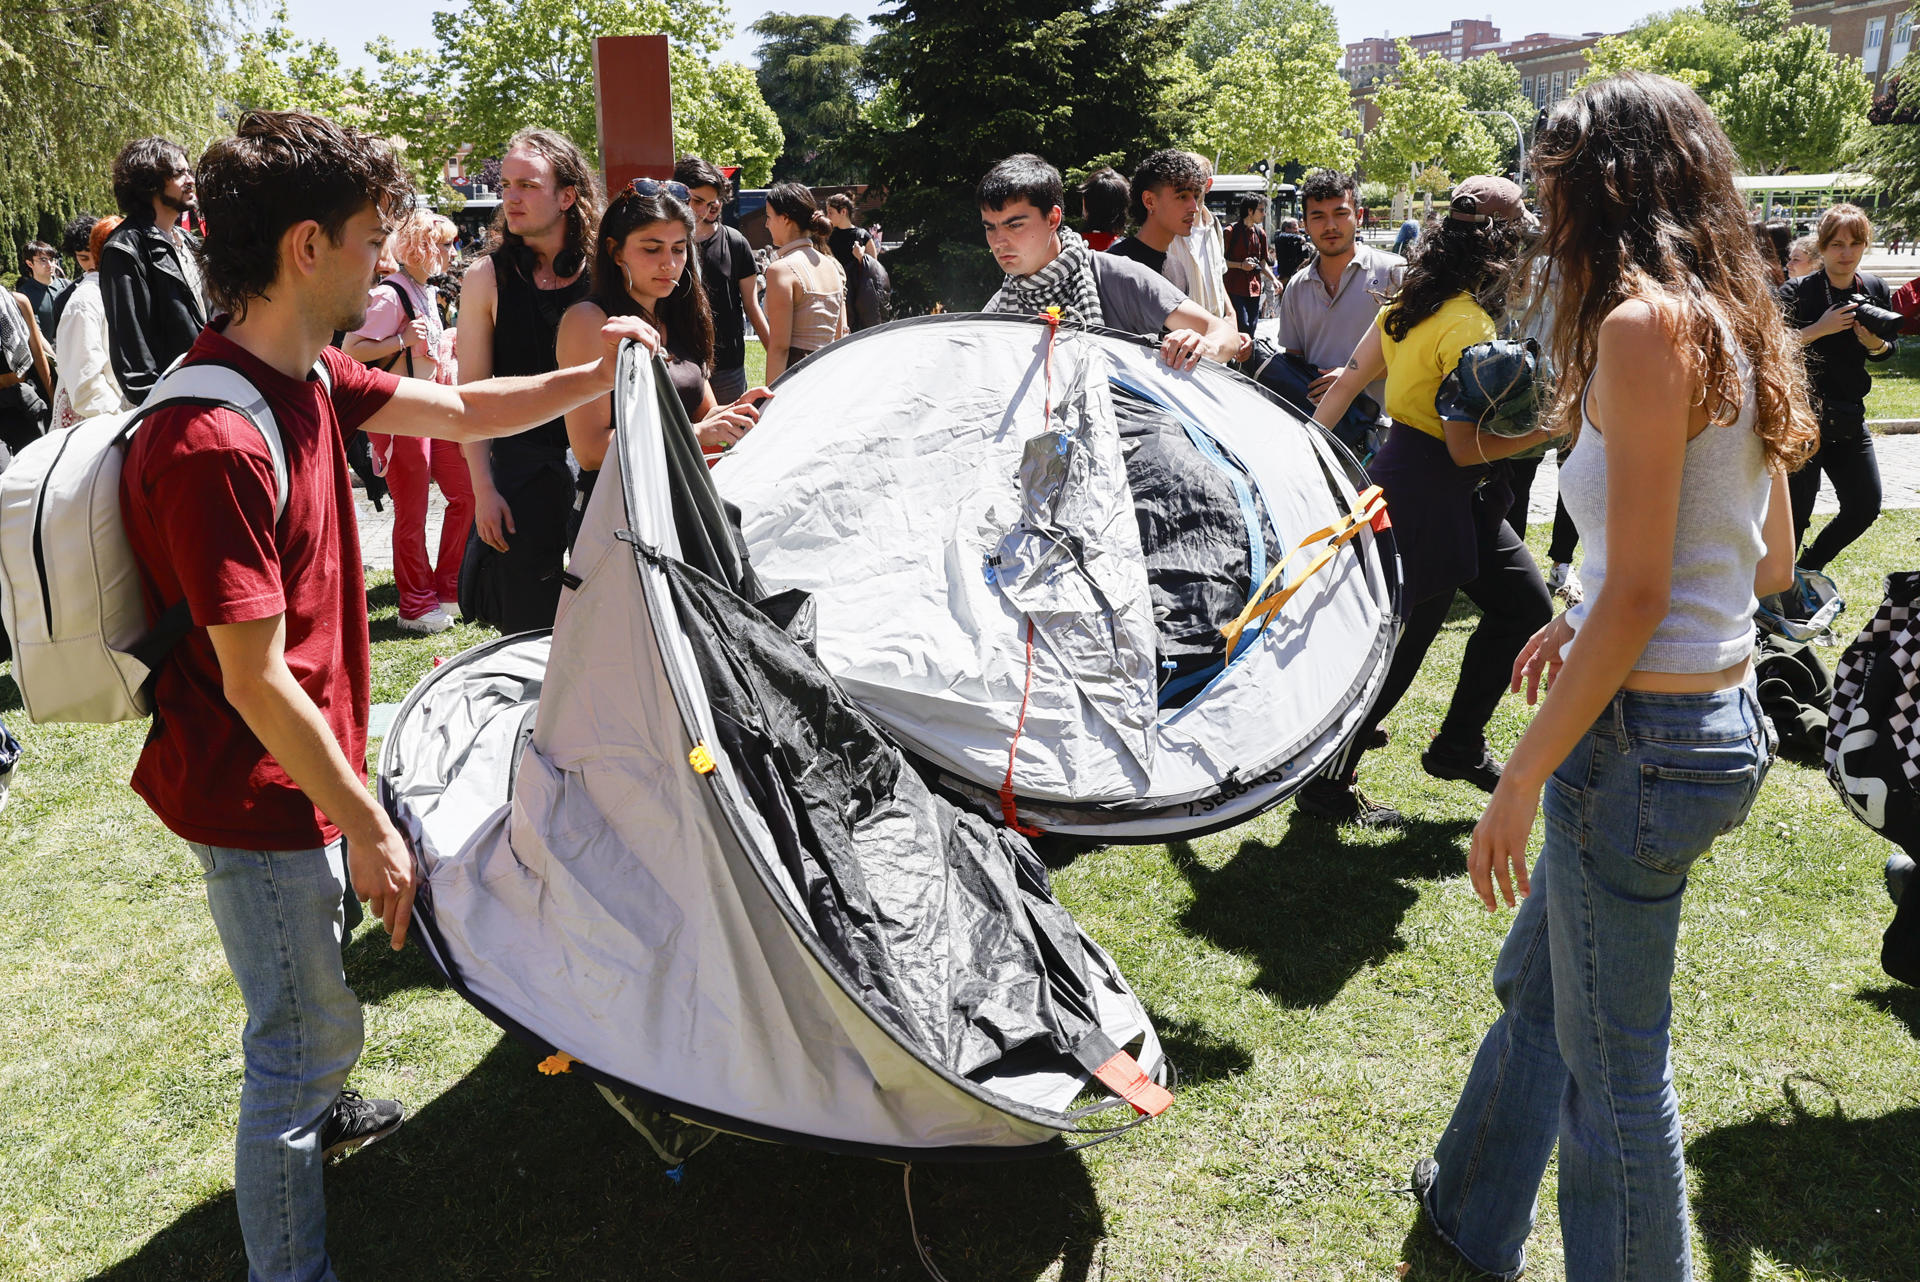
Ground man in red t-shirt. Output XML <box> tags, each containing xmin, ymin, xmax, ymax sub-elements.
<box><xmin>119</xmin><ymin>110</ymin><xmax>658</xmax><ymax>1282</ymax></box>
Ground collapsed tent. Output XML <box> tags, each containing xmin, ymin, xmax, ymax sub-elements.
<box><xmin>379</xmin><ymin>345</ymin><xmax>1169</xmax><ymax>1157</ymax></box>
<box><xmin>713</xmin><ymin>314</ymin><xmax>1401</xmax><ymax>840</ymax></box>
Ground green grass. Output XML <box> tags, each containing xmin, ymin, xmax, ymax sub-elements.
<box><xmin>4</xmin><ymin>517</ymin><xmax>1919</xmax><ymax>1280</ymax></box>
<box><xmin>1864</xmin><ymin>343</ymin><xmax>1920</xmax><ymax>421</ymax></box>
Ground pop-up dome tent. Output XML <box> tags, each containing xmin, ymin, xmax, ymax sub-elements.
<box><xmin>379</xmin><ymin>345</ymin><xmax>1170</xmax><ymax>1159</ymax></box>
<box><xmin>712</xmin><ymin>314</ymin><xmax>1401</xmax><ymax>841</ymax></box>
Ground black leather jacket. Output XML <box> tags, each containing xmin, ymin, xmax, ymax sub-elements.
<box><xmin>99</xmin><ymin>215</ymin><xmax>207</xmax><ymax>405</ymax></box>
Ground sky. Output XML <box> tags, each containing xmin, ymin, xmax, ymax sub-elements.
<box><xmin>277</xmin><ymin>0</ymin><xmax>1676</xmax><ymax>72</ymax></box>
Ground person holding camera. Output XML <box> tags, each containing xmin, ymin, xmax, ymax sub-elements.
<box><xmin>1779</xmin><ymin>202</ymin><xmax>1898</xmax><ymax>573</ymax></box>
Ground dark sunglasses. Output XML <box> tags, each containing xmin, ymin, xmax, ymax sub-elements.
<box><xmin>628</xmin><ymin>178</ymin><xmax>691</xmax><ymax>202</ymax></box>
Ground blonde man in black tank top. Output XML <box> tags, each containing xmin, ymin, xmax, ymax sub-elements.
<box><xmin>455</xmin><ymin>129</ymin><xmax>601</xmax><ymax>633</ymax></box>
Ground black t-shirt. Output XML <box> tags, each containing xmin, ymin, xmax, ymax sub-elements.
<box><xmin>1107</xmin><ymin>236</ymin><xmax>1168</xmax><ymax>275</ymax></box>
<box><xmin>699</xmin><ymin>225</ymin><xmax>757</xmax><ymax>370</ymax></box>
<box><xmin>1779</xmin><ymin>270</ymin><xmax>1896</xmax><ymax>406</ymax></box>
<box><xmin>827</xmin><ymin>226</ymin><xmax>863</xmax><ymax>292</ymax></box>
<box><xmin>1272</xmin><ymin>232</ymin><xmax>1311</xmax><ymax>281</ymax></box>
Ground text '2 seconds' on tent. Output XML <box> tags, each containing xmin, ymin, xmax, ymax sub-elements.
<box><xmin>378</xmin><ymin>343</ymin><xmax>1172</xmax><ymax>1159</ymax></box>
<box><xmin>713</xmin><ymin>313</ymin><xmax>1402</xmax><ymax>842</ymax></box>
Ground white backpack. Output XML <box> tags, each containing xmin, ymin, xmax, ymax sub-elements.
<box><xmin>0</xmin><ymin>358</ymin><xmax>325</xmax><ymax>724</ymax></box>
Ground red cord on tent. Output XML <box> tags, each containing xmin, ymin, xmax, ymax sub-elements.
<box><xmin>999</xmin><ymin>620</ymin><xmax>1043</xmax><ymax>837</ymax></box>
<box><xmin>997</xmin><ymin>309</ymin><xmax>1064</xmax><ymax>839</ymax></box>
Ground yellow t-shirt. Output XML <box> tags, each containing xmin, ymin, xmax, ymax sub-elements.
<box><xmin>1374</xmin><ymin>294</ymin><xmax>1498</xmax><ymax>439</ymax></box>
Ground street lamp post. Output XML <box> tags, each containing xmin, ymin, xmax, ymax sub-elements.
<box><xmin>1466</xmin><ymin>109</ymin><xmax>1527</xmax><ymax>188</ymax></box>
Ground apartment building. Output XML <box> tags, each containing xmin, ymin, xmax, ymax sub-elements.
<box><xmin>1345</xmin><ymin>3</ymin><xmax>1916</xmax><ymax>122</ymax></box>
<box><xmin>1344</xmin><ymin>17</ymin><xmax>1502</xmax><ymax>89</ymax></box>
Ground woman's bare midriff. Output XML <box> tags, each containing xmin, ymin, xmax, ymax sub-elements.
<box><xmin>1621</xmin><ymin>656</ymin><xmax>1752</xmax><ymax>694</ymax></box>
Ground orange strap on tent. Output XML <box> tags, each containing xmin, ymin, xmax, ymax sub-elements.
<box><xmin>1219</xmin><ymin>486</ymin><xmax>1388</xmax><ymax>657</ymax></box>
<box><xmin>1090</xmin><ymin>1049</ymin><xmax>1174</xmax><ymax>1117</ymax></box>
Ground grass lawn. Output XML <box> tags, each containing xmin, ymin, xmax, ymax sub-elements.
<box><xmin>3</xmin><ymin>511</ymin><xmax>1918</xmax><ymax>1281</ymax></box>
<box><xmin>1864</xmin><ymin>343</ymin><xmax>1920</xmax><ymax>421</ymax></box>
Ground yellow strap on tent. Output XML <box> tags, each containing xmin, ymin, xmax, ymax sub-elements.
<box><xmin>1219</xmin><ymin>487</ymin><xmax>1387</xmax><ymax>657</ymax></box>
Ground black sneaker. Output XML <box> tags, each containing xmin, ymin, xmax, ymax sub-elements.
<box><xmin>319</xmin><ymin>1090</ymin><xmax>404</xmax><ymax>1161</ymax></box>
<box><xmin>1408</xmin><ymin>1155</ymin><xmax>1439</xmax><ymax>1209</ymax></box>
<box><xmin>1422</xmin><ymin>738</ymin><xmax>1504</xmax><ymax>794</ymax></box>
<box><xmin>1296</xmin><ymin>777</ymin><xmax>1407</xmax><ymax>830</ymax></box>
<box><xmin>1889</xmin><ymin>853</ymin><xmax>1916</xmax><ymax>907</ymax></box>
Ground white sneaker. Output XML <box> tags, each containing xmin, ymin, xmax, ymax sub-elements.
<box><xmin>438</xmin><ymin>599</ymin><xmax>461</xmax><ymax>619</ymax></box>
<box><xmin>1547</xmin><ymin>562</ymin><xmax>1584</xmax><ymax>606</ymax></box>
<box><xmin>396</xmin><ymin>607</ymin><xmax>454</xmax><ymax>635</ymax></box>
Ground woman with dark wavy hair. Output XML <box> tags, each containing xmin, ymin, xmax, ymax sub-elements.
<box><xmin>1302</xmin><ymin>177</ymin><xmax>1556</xmax><ymax>829</ymax></box>
<box><xmin>1411</xmin><ymin>73</ymin><xmax>1812</xmax><ymax>1282</ymax></box>
<box><xmin>555</xmin><ymin>182</ymin><xmax>771</xmax><ymax>544</ymax></box>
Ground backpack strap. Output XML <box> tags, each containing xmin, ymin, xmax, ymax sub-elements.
<box><xmin>372</xmin><ymin>279</ymin><xmax>416</xmax><ymax>377</ymax></box>
<box><xmin>128</xmin><ymin>355</ymin><xmax>328</xmax><ymax>523</ymax></box>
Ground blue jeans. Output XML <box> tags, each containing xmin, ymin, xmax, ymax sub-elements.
<box><xmin>1422</xmin><ymin>684</ymin><xmax>1771</xmax><ymax>1282</ymax></box>
<box><xmin>187</xmin><ymin>840</ymin><xmax>364</xmax><ymax>1282</ymax></box>
<box><xmin>709</xmin><ymin>362</ymin><xmax>748</xmax><ymax>405</ymax></box>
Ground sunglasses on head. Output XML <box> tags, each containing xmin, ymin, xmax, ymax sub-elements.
<box><xmin>629</xmin><ymin>178</ymin><xmax>691</xmax><ymax>202</ymax></box>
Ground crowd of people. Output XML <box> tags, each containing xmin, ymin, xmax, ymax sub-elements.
<box><xmin>0</xmin><ymin>65</ymin><xmax>1908</xmax><ymax>1282</ymax></box>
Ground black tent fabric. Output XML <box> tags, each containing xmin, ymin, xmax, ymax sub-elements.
<box><xmin>661</xmin><ymin>550</ymin><xmax>1104</xmax><ymax>1077</ymax></box>
<box><xmin>1112</xmin><ymin>384</ymin><xmax>1279</xmax><ymax>708</ymax></box>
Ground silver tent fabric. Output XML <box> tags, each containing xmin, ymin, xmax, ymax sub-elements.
<box><xmin>713</xmin><ymin>314</ymin><xmax>1399</xmax><ymax>839</ymax></box>
<box><xmin>380</xmin><ymin>348</ymin><xmax>1164</xmax><ymax>1153</ymax></box>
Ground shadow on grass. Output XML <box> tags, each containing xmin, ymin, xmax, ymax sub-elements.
<box><xmin>1168</xmin><ymin>811</ymin><xmax>1473</xmax><ymax>1007</ymax></box>
<box><xmin>341</xmin><ymin>927</ymin><xmax>448</xmax><ymax>1006</ymax></box>
<box><xmin>87</xmin><ymin>1037</ymin><xmax>1108</xmax><ymax>1282</ymax></box>
<box><xmin>0</xmin><ymin>671</ymin><xmax>18</xmax><ymax>714</ymax></box>
<box><xmin>1147</xmin><ymin>1009</ymin><xmax>1256</xmax><ymax>1084</ymax></box>
<box><xmin>1689</xmin><ymin>1077</ymin><xmax>1920</xmax><ymax>1282</ymax></box>
<box><xmin>1858</xmin><ymin>984</ymin><xmax>1920</xmax><ymax>1040</ymax></box>
<box><xmin>365</xmin><ymin>579</ymin><xmax>399</xmax><ymax>615</ymax></box>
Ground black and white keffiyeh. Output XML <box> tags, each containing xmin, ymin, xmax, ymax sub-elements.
<box><xmin>985</xmin><ymin>226</ymin><xmax>1104</xmax><ymax>326</ymax></box>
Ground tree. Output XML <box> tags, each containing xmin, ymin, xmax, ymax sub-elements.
<box><xmin>432</xmin><ymin>0</ymin><xmax>784</xmax><ymax>186</ymax></box>
<box><xmin>751</xmin><ymin>14</ymin><xmax>868</xmax><ymax>183</ymax></box>
<box><xmin>1363</xmin><ymin>41</ymin><xmax>1499</xmax><ymax>194</ymax></box>
<box><xmin>854</xmin><ymin>0</ymin><xmax>1198</xmax><ymax>309</ymax></box>
<box><xmin>1452</xmin><ymin>53</ymin><xmax>1532</xmax><ymax>175</ymax></box>
<box><xmin>1576</xmin><ymin>0</ymin><xmax>1798</xmax><ymax>101</ymax></box>
<box><xmin>1862</xmin><ymin>72</ymin><xmax>1920</xmax><ymax>233</ymax></box>
<box><xmin>223</xmin><ymin>8</ymin><xmax>369</xmax><ymax>125</ymax></box>
<box><xmin>1712</xmin><ymin>23</ymin><xmax>1870</xmax><ymax>174</ymax></box>
<box><xmin>0</xmin><ymin>0</ymin><xmax>230</xmax><ymax>259</ymax></box>
<box><xmin>1185</xmin><ymin>0</ymin><xmax>1339</xmax><ymax>73</ymax></box>
<box><xmin>1188</xmin><ymin>26</ymin><xmax>1356</xmax><ymax>177</ymax></box>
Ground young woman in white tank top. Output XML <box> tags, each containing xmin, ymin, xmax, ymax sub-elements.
<box><xmin>1410</xmin><ymin>73</ymin><xmax>1817</xmax><ymax>1282</ymax></box>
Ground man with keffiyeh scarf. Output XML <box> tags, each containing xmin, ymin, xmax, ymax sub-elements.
<box><xmin>978</xmin><ymin>154</ymin><xmax>1245</xmax><ymax>370</ymax></box>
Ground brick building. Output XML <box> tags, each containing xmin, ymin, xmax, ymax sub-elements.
<box><xmin>1345</xmin><ymin>18</ymin><xmax>1503</xmax><ymax>90</ymax></box>
<box><xmin>1345</xmin><ymin>4</ymin><xmax>1916</xmax><ymax>128</ymax></box>
<box><xmin>1792</xmin><ymin>0</ymin><xmax>1914</xmax><ymax>92</ymax></box>
<box><xmin>1507</xmin><ymin>36</ymin><xmax>1605</xmax><ymax>110</ymax></box>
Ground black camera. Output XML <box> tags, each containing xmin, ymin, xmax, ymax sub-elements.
<box><xmin>1847</xmin><ymin>292</ymin><xmax>1906</xmax><ymax>343</ymax></box>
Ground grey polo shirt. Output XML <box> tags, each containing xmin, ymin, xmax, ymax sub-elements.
<box><xmin>1276</xmin><ymin>241</ymin><xmax>1405</xmax><ymax>406</ymax></box>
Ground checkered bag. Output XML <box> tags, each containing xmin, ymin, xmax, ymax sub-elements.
<box><xmin>1826</xmin><ymin>572</ymin><xmax>1920</xmax><ymax>853</ymax></box>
